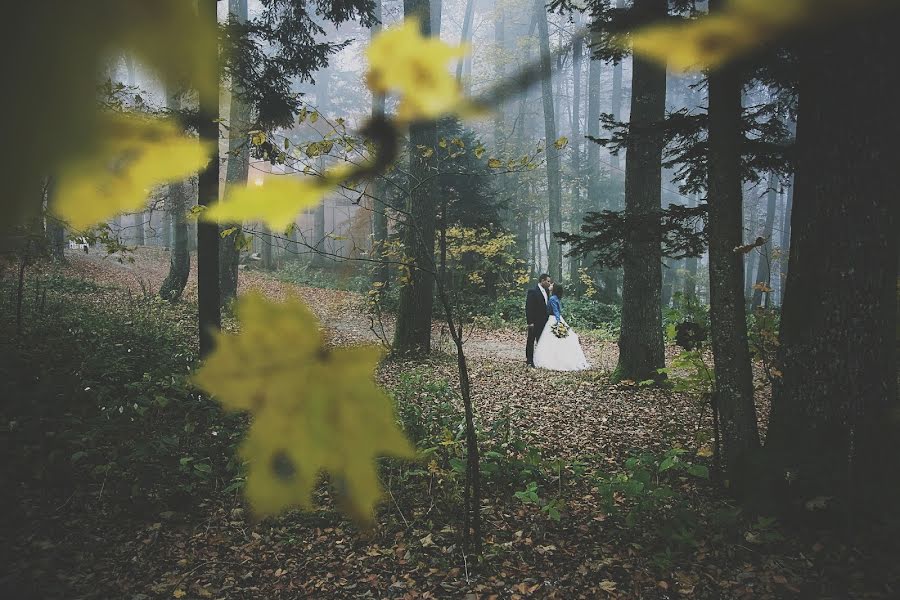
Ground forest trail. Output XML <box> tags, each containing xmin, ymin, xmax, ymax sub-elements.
<box><xmin>58</xmin><ymin>247</ymin><xmax>679</xmax><ymax>462</ymax></box>
<box><xmin>63</xmin><ymin>247</ymin><xmax>620</xmax><ymax>370</ymax></box>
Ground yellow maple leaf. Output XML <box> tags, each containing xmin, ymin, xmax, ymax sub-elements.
<box><xmin>365</xmin><ymin>18</ymin><xmax>467</xmax><ymax>122</ymax></box>
<box><xmin>193</xmin><ymin>293</ymin><xmax>413</xmax><ymax>522</ymax></box>
<box><xmin>53</xmin><ymin>114</ymin><xmax>211</xmax><ymax>230</ymax></box>
<box><xmin>627</xmin><ymin>0</ymin><xmax>880</xmax><ymax>72</ymax></box>
<box><xmin>6</xmin><ymin>0</ymin><xmax>217</xmax><ymax>226</ymax></box>
<box><xmin>203</xmin><ymin>175</ymin><xmax>330</xmax><ymax>232</ymax></box>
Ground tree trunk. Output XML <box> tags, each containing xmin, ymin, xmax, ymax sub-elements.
<box><xmin>610</xmin><ymin>0</ymin><xmax>624</xmax><ymax>173</ymax></box>
<box><xmin>220</xmin><ymin>0</ymin><xmax>250</xmax><ymax>306</ymax></box>
<box><xmin>751</xmin><ymin>172</ymin><xmax>778</xmax><ymax>308</ymax></box>
<box><xmin>660</xmin><ymin>258</ymin><xmax>675</xmax><ymax>308</ymax></box>
<box><xmin>430</xmin><ymin>0</ymin><xmax>441</xmax><ymax>37</ymax></box>
<box><xmin>455</xmin><ymin>0</ymin><xmax>474</xmax><ymax>84</ymax></box>
<box><xmin>393</xmin><ymin>0</ymin><xmax>437</xmax><ymax>356</ymax></box>
<box><xmin>778</xmin><ymin>175</ymin><xmax>793</xmax><ymax>303</ymax></box>
<box><xmin>159</xmin><ymin>180</ymin><xmax>190</xmax><ymax>301</ymax></box>
<box><xmin>44</xmin><ymin>179</ymin><xmax>65</xmax><ymax>262</ymax></box>
<box><xmin>125</xmin><ymin>55</ymin><xmax>146</xmax><ymax>246</ymax></box>
<box><xmin>371</xmin><ymin>0</ymin><xmax>389</xmax><ymax>287</ymax></box>
<box><xmin>613</xmin><ymin>0</ymin><xmax>666</xmax><ymax>382</ymax></box>
<box><xmin>161</xmin><ymin>201</ymin><xmax>172</xmax><ymax>250</ymax></box>
<box><xmin>534</xmin><ymin>0</ymin><xmax>562</xmax><ymax>281</ymax></box>
<box><xmin>310</xmin><ymin>70</ymin><xmax>331</xmax><ymax>269</ymax></box>
<box><xmin>197</xmin><ymin>0</ymin><xmax>221</xmax><ymax>356</ymax></box>
<box><xmin>705</xmin><ymin>0</ymin><xmax>759</xmax><ymax>486</ymax></box>
<box><xmin>765</xmin><ymin>12</ymin><xmax>899</xmax><ymax>516</ymax></box>
<box><xmin>159</xmin><ymin>83</ymin><xmax>191</xmax><ymax>301</ymax></box>
<box><xmin>682</xmin><ymin>194</ymin><xmax>699</xmax><ymax>299</ymax></box>
<box><xmin>568</xmin><ymin>27</ymin><xmax>583</xmax><ymax>288</ymax></box>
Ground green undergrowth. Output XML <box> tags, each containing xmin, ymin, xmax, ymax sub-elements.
<box><xmin>1</xmin><ymin>270</ymin><xmax>245</xmax><ymax>519</ymax></box>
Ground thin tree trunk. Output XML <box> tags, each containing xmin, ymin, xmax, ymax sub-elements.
<box><xmin>159</xmin><ymin>179</ymin><xmax>190</xmax><ymax>301</ymax></box>
<box><xmin>766</xmin><ymin>11</ymin><xmax>899</xmax><ymax>516</ymax></box>
<box><xmin>125</xmin><ymin>56</ymin><xmax>146</xmax><ymax>246</ymax></box>
<box><xmin>220</xmin><ymin>0</ymin><xmax>250</xmax><ymax>305</ymax></box>
<box><xmin>197</xmin><ymin>0</ymin><xmax>221</xmax><ymax>356</ymax></box>
<box><xmin>430</xmin><ymin>0</ymin><xmax>441</xmax><ymax>38</ymax></box>
<box><xmin>44</xmin><ymin>178</ymin><xmax>65</xmax><ymax>262</ymax></box>
<box><xmin>705</xmin><ymin>0</ymin><xmax>759</xmax><ymax>486</ymax></box>
<box><xmin>610</xmin><ymin>0</ymin><xmax>624</xmax><ymax>173</ymax></box>
<box><xmin>568</xmin><ymin>27</ymin><xmax>583</xmax><ymax>288</ymax></box>
<box><xmin>371</xmin><ymin>0</ymin><xmax>389</xmax><ymax>287</ymax></box>
<box><xmin>393</xmin><ymin>0</ymin><xmax>437</xmax><ymax>355</ymax></box>
<box><xmin>456</xmin><ymin>0</ymin><xmax>475</xmax><ymax>83</ymax></box>
<box><xmin>614</xmin><ymin>0</ymin><xmax>666</xmax><ymax>382</ymax></box>
<box><xmin>778</xmin><ymin>174</ymin><xmax>793</xmax><ymax>302</ymax></box>
<box><xmin>683</xmin><ymin>194</ymin><xmax>699</xmax><ymax>299</ymax></box>
<box><xmin>751</xmin><ymin>172</ymin><xmax>778</xmax><ymax>308</ymax></box>
<box><xmin>534</xmin><ymin>0</ymin><xmax>562</xmax><ymax>281</ymax></box>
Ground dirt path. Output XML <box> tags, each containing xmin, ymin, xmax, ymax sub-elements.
<box><xmin>64</xmin><ymin>247</ymin><xmax>620</xmax><ymax>369</ymax></box>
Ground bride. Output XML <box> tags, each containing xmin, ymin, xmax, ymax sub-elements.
<box><xmin>533</xmin><ymin>284</ymin><xmax>590</xmax><ymax>371</ymax></box>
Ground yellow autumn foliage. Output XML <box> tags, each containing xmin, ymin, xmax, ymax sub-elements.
<box><xmin>4</xmin><ymin>0</ymin><xmax>216</xmax><ymax>226</ymax></box>
<box><xmin>365</xmin><ymin>18</ymin><xmax>468</xmax><ymax>122</ymax></box>
<box><xmin>628</xmin><ymin>0</ymin><xmax>884</xmax><ymax>71</ymax></box>
<box><xmin>193</xmin><ymin>293</ymin><xmax>413</xmax><ymax>522</ymax></box>
<box><xmin>53</xmin><ymin>114</ymin><xmax>210</xmax><ymax>229</ymax></box>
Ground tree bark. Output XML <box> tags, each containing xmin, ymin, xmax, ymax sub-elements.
<box><xmin>705</xmin><ymin>0</ymin><xmax>759</xmax><ymax>486</ymax></box>
<box><xmin>613</xmin><ymin>0</ymin><xmax>666</xmax><ymax>382</ymax></box>
<box><xmin>610</xmin><ymin>0</ymin><xmax>624</xmax><ymax>173</ymax></box>
<box><xmin>751</xmin><ymin>172</ymin><xmax>778</xmax><ymax>308</ymax></box>
<box><xmin>534</xmin><ymin>0</ymin><xmax>562</xmax><ymax>281</ymax></box>
<box><xmin>43</xmin><ymin>178</ymin><xmax>66</xmax><ymax>262</ymax></box>
<box><xmin>455</xmin><ymin>0</ymin><xmax>474</xmax><ymax>83</ymax></box>
<box><xmin>393</xmin><ymin>0</ymin><xmax>437</xmax><ymax>355</ymax></box>
<box><xmin>568</xmin><ymin>27</ymin><xmax>583</xmax><ymax>288</ymax></box>
<box><xmin>220</xmin><ymin>0</ymin><xmax>250</xmax><ymax>305</ymax></box>
<box><xmin>765</xmin><ymin>12</ymin><xmax>899</xmax><ymax>516</ymax></box>
<box><xmin>159</xmin><ymin>179</ymin><xmax>190</xmax><ymax>301</ymax></box>
<box><xmin>682</xmin><ymin>194</ymin><xmax>699</xmax><ymax>299</ymax></box>
<box><xmin>371</xmin><ymin>0</ymin><xmax>389</xmax><ymax>287</ymax></box>
<box><xmin>777</xmin><ymin>175</ymin><xmax>793</xmax><ymax>303</ymax></box>
<box><xmin>197</xmin><ymin>0</ymin><xmax>221</xmax><ymax>356</ymax></box>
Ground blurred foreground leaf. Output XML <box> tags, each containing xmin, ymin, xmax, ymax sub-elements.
<box><xmin>53</xmin><ymin>114</ymin><xmax>210</xmax><ymax>229</ymax></box>
<box><xmin>627</xmin><ymin>0</ymin><xmax>887</xmax><ymax>71</ymax></box>
<box><xmin>2</xmin><ymin>0</ymin><xmax>216</xmax><ymax>226</ymax></box>
<box><xmin>193</xmin><ymin>293</ymin><xmax>413</xmax><ymax>522</ymax></box>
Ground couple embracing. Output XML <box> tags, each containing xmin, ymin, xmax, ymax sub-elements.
<box><xmin>525</xmin><ymin>274</ymin><xmax>590</xmax><ymax>371</ymax></box>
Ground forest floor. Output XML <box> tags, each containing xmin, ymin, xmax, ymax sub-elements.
<box><xmin>2</xmin><ymin>248</ymin><xmax>897</xmax><ymax>600</ymax></box>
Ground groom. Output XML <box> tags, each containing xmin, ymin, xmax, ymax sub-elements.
<box><xmin>525</xmin><ymin>273</ymin><xmax>552</xmax><ymax>367</ymax></box>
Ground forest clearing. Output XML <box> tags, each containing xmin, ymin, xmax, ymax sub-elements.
<box><xmin>2</xmin><ymin>0</ymin><xmax>898</xmax><ymax>598</ymax></box>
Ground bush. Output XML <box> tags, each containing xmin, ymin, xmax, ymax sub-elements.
<box><xmin>663</xmin><ymin>292</ymin><xmax>709</xmax><ymax>343</ymax></box>
<box><xmin>1</xmin><ymin>273</ymin><xmax>245</xmax><ymax>514</ymax></box>
<box><xmin>486</xmin><ymin>293</ymin><xmax>621</xmax><ymax>333</ymax></box>
<box><xmin>564</xmin><ymin>298</ymin><xmax>621</xmax><ymax>332</ymax></box>
<box><xmin>278</xmin><ymin>259</ymin><xmax>370</xmax><ymax>292</ymax></box>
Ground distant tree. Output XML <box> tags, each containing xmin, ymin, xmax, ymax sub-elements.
<box><xmin>370</xmin><ymin>0</ymin><xmax>389</xmax><ymax>287</ymax></box>
<box><xmin>158</xmin><ymin>85</ymin><xmax>193</xmax><ymax>303</ymax></box>
<box><xmin>220</xmin><ymin>0</ymin><xmax>251</xmax><ymax>306</ymax></box>
<box><xmin>393</xmin><ymin>0</ymin><xmax>438</xmax><ymax>356</ymax></box>
<box><xmin>535</xmin><ymin>0</ymin><xmax>563</xmax><ymax>281</ymax></box>
<box><xmin>750</xmin><ymin>172</ymin><xmax>778</xmax><ymax>308</ymax></box>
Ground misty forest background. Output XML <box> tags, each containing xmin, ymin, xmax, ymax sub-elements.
<box><xmin>1</xmin><ymin>0</ymin><xmax>898</xmax><ymax>598</ymax></box>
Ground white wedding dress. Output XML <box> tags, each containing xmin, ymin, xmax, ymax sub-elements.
<box><xmin>533</xmin><ymin>315</ymin><xmax>590</xmax><ymax>371</ymax></box>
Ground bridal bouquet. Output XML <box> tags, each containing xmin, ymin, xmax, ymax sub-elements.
<box><xmin>551</xmin><ymin>321</ymin><xmax>569</xmax><ymax>338</ymax></box>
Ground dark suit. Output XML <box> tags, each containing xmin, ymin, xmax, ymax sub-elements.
<box><xmin>525</xmin><ymin>285</ymin><xmax>549</xmax><ymax>365</ymax></box>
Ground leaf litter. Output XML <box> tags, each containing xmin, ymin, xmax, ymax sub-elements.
<box><xmin>5</xmin><ymin>247</ymin><xmax>896</xmax><ymax>599</ymax></box>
